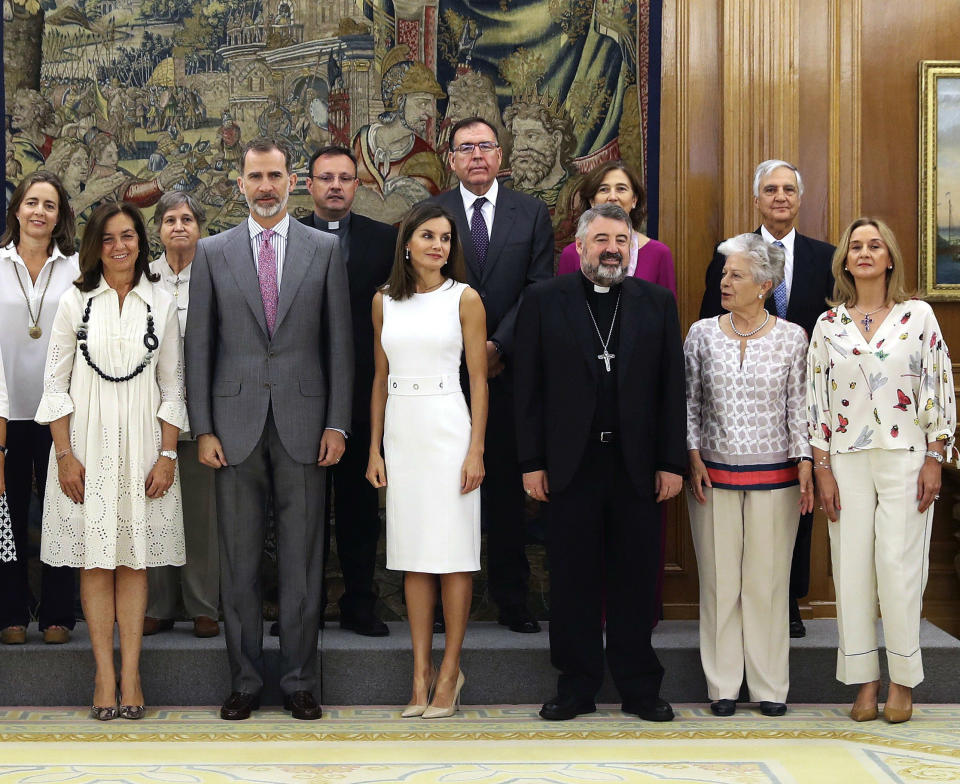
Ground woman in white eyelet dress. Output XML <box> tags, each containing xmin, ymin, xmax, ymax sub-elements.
<box><xmin>367</xmin><ymin>202</ymin><xmax>487</xmax><ymax>720</ymax></box>
<box><xmin>37</xmin><ymin>202</ymin><xmax>187</xmax><ymax>719</ymax></box>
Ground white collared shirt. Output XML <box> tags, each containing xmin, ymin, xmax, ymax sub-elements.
<box><xmin>0</xmin><ymin>243</ymin><xmax>80</xmax><ymax>420</ymax></box>
<box><xmin>247</xmin><ymin>213</ymin><xmax>290</xmax><ymax>289</ymax></box>
<box><xmin>459</xmin><ymin>179</ymin><xmax>498</xmax><ymax>239</ymax></box>
<box><xmin>150</xmin><ymin>254</ymin><xmax>191</xmax><ymax>337</ymax></box>
<box><xmin>760</xmin><ymin>225</ymin><xmax>796</xmax><ymax>302</ymax></box>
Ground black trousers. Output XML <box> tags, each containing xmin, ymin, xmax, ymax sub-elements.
<box><xmin>789</xmin><ymin>510</ymin><xmax>814</xmax><ymax>600</ymax></box>
<box><xmin>483</xmin><ymin>374</ymin><xmax>529</xmax><ymax>611</ymax></box>
<box><xmin>547</xmin><ymin>441</ymin><xmax>664</xmax><ymax>704</ymax></box>
<box><xmin>324</xmin><ymin>419</ymin><xmax>381</xmax><ymax>620</ymax></box>
<box><xmin>0</xmin><ymin>421</ymin><xmax>75</xmax><ymax>630</ymax></box>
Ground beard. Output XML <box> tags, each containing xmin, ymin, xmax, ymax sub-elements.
<box><xmin>246</xmin><ymin>188</ymin><xmax>289</xmax><ymax>219</ymax></box>
<box><xmin>581</xmin><ymin>251</ymin><xmax>628</xmax><ymax>286</ymax></box>
<box><xmin>511</xmin><ymin>143</ymin><xmax>557</xmax><ymax>188</ymax></box>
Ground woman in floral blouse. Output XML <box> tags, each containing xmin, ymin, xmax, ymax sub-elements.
<box><xmin>807</xmin><ymin>217</ymin><xmax>955</xmax><ymax>724</ymax></box>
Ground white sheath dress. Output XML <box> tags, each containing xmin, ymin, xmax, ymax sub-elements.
<box><xmin>381</xmin><ymin>280</ymin><xmax>480</xmax><ymax>573</ymax></box>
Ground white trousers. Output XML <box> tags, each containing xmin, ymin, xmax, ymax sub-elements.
<box><xmin>687</xmin><ymin>485</ymin><xmax>800</xmax><ymax>703</ymax></box>
<box><xmin>829</xmin><ymin>450</ymin><xmax>933</xmax><ymax>687</ymax></box>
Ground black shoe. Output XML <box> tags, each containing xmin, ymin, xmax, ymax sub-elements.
<box><xmin>539</xmin><ymin>694</ymin><xmax>597</xmax><ymax>721</ymax></box>
<box><xmin>622</xmin><ymin>698</ymin><xmax>675</xmax><ymax>722</ymax></box>
<box><xmin>760</xmin><ymin>701</ymin><xmax>787</xmax><ymax>717</ymax></box>
<box><xmin>283</xmin><ymin>690</ymin><xmax>322</xmax><ymax>720</ymax></box>
<box><xmin>789</xmin><ymin>598</ymin><xmax>806</xmax><ymax>638</ymax></box>
<box><xmin>340</xmin><ymin>615</ymin><xmax>389</xmax><ymax>637</ymax></box>
<box><xmin>498</xmin><ymin>606</ymin><xmax>541</xmax><ymax>634</ymax></box>
<box><xmin>433</xmin><ymin>604</ymin><xmax>445</xmax><ymax>634</ymax></box>
<box><xmin>220</xmin><ymin>692</ymin><xmax>260</xmax><ymax>720</ymax></box>
<box><xmin>710</xmin><ymin>699</ymin><xmax>737</xmax><ymax>716</ymax></box>
<box><xmin>269</xmin><ymin>621</ymin><xmax>279</xmax><ymax>637</ymax></box>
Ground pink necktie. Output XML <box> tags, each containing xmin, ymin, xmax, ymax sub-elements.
<box><xmin>258</xmin><ymin>229</ymin><xmax>278</xmax><ymax>335</ymax></box>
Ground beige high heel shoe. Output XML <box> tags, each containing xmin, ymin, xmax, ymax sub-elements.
<box><xmin>421</xmin><ymin>670</ymin><xmax>464</xmax><ymax>719</ymax></box>
<box><xmin>401</xmin><ymin>671</ymin><xmax>437</xmax><ymax>718</ymax></box>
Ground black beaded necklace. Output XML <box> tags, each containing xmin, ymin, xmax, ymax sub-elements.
<box><xmin>76</xmin><ymin>296</ymin><xmax>159</xmax><ymax>383</ymax></box>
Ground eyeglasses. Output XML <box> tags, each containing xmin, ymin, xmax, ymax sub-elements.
<box><xmin>451</xmin><ymin>142</ymin><xmax>500</xmax><ymax>155</ymax></box>
<box><xmin>312</xmin><ymin>174</ymin><xmax>357</xmax><ymax>184</ymax></box>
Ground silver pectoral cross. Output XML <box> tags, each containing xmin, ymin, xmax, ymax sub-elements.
<box><xmin>861</xmin><ymin>313</ymin><xmax>873</xmax><ymax>332</ymax></box>
<box><xmin>598</xmin><ymin>349</ymin><xmax>615</xmax><ymax>372</ymax></box>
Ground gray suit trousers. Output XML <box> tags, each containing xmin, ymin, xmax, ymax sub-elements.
<box><xmin>216</xmin><ymin>407</ymin><xmax>327</xmax><ymax>695</ymax></box>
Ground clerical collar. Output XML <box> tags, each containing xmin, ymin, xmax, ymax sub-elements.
<box><xmin>314</xmin><ymin>213</ymin><xmax>351</xmax><ymax>233</ymax></box>
<box><xmin>580</xmin><ymin>271</ymin><xmax>619</xmax><ymax>296</ymax></box>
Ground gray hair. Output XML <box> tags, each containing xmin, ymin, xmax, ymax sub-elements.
<box><xmin>154</xmin><ymin>191</ymin><xmax>207</xmax><ymax>226</ymax></box>
<box><xmin>717</xmin><ymin>233</ymin><xmax>785</xmax><ymax>289</ymax></box>
<box><xmin>575</xmin><ymin>202</ymin><xmax>632</xmax><ymax>242</ymax></box>
<box><xmin>752</xmin><ymin>159</ymin><xmax>804</xmax><ymax>198</ymax></box>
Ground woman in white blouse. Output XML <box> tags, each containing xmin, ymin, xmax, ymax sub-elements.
<box><xmin>37</xmin><ymin>202</ymin><xmax>187</xmax><ymax>720</ymax></box>
<box><xmin>685</xmin><ymin>233</ymin><xmax>813</xmax><ymax>718</ymax></box>
<box><xmin>0</xmin><ymin>172</ymin><xmax>80</xmax><ymax>647</ymax></box>
<box><xmin>807</xmin><ymin>217</ymin><xmax>955</xmax><ymax>724</ymax></box>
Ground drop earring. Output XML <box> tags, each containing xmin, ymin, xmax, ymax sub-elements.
<box><xmin>405</xmin><ymin>248</ymin><xmax>410</xmax><ymax>261</ymax></box>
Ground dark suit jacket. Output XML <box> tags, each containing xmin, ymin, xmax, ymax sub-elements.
<box><xmin>185</xmin><ymin>218</ymin><xmax>353</xmax><ymax>464</ymax></box>
<box><xmin>514</xmin><ymin>274</ymin><xmax>688</xmax><ymax>496</ymax></box>
<box><xmin>432</xmin><ymin>185</ymin><xmax>554</xmax><ymax>359</ymax></box>
<box><xmin>699</xmin><ymin>228</ymin><xmax>835</xmax><ymax>337</ymax></box>
<box><xmin>299</xmin><ymin>212</ymin><xmax>397</xmax><ymax>424</ymax></box>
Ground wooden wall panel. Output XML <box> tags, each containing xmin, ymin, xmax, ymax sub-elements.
<box><xmin>660</xmin><ymin>0</ymin><xmax>960</xmax><ymax>633</ymax></box>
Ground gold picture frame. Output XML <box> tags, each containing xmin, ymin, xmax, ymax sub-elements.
<box><xmin>919</xmin><ymin>61</ymin><xmax>960</xmax><ymax>300</ymax></box>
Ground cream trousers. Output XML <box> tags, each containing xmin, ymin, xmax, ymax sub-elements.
<box><xmin>687</xmin><ymin>485</ymin><xmax>800</xmax><ymax>703</ymax></box>
<box><xmin>829</xmin><ymin>449</ymin><xmax>933</xmax><ymax>688</ymax></box>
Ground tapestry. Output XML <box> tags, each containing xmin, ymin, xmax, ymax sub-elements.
<box><xmin>2</xmin><ymin>0</ymin><xmax>659</xmax><ymax>250</ymax></box>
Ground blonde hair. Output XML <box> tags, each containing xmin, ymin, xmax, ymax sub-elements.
<box><xmin>829</xmin><ymin>217</ymin><xmax>911</xmax><ymax>307</ymax></box>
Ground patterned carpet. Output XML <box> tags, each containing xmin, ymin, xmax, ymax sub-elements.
<box><xmin>1</xmin><ymin>705</ymin><xmax>960</xmax><ymax>783</ymax></box>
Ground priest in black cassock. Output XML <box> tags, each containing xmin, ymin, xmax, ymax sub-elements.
<box><xmin>514</xmin><ymin>202</ymin><xmax>687</xmax><ymax>721</ymax></box>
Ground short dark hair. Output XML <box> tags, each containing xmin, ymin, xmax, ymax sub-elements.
<box><xmin>384</xmin><ymin>202</ymin><xmax>466</xmax><ymax>301</ymax></box>
<box><xmin>448</xmin><ymin>116</ymin><xmax>499</xmax><ymax>149</ymax></box>
<box><xmin>1</xmin><ymin>170</ymin><xmax>76</xmax><ymax>255</ymax></box>
<box><xmin>576</xmin><ymin>160</ymin><xmax>646</xmax><ymax>229</ymax></box>
<box><xmin>240</xmin><ymin>137</ymin><xmax>292</xmax><ymax>173</ymax></box>
<box><xmin>76</xmin><ymin>202</ymin><xmax>158</xmax><ymax>292</ymax></box>
<box><xmin>308</xmin><ymin>145</ymin><xmax>358</xmax><ymax>178</ymax></box>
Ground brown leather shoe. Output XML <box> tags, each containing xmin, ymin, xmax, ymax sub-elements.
<box><xmin>143</xmin><ymin>617</ymin><xmax>174</xmax><ymax>636</ymax></box>
<box><xmin>43</xmin><ymin>626</ymin><xmax>70</xmax><ymax>644</ymax></box>
<box><xmin>0</xmin><ymin>626</ymin><xmax>26</xmax><ymax>645</ymax></box>
<box><xmin>193</xmin><ymin>616</ymin><xmax>220</xmax><ymax>638</ymax></box>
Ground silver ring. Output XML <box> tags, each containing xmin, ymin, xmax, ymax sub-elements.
<box><xmin>525</xmin><ymin>489</ymin><xmax>533</xmax><ymax>496</ymax></box>
<box><xmin>935</xmin><ymin>494</ymin><xmax>941</xmax><ymax>500</ymax></box>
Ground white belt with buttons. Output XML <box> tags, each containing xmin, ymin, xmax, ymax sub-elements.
<box><xmin>388</xmin><ymin>374</ymin><xmax>460</xmax><ymax>396</ymax></box>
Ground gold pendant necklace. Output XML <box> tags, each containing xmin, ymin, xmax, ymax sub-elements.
<box><xmin>11</xmin><ymin>258</ymin><xmax>53</xmax><ymax>339</ymax></box>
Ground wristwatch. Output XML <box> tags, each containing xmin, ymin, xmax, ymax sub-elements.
<box><xmin>924</xmin><ymin>449</ymin><xmax>945</xmax><ymax>464</ymax></box>
<box><xmin>160</xmin><ymin>450</ymin><xmax>178</xmax><ymax>461</ymax></box>
<box><xmin>0</xmin><ymin>445</ymin><xmax>7</xmax><ymax>456</ymax></box>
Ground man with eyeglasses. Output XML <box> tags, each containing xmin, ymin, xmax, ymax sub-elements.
<box><xmin>299</xmin><ymin>144</ymin><xmax>397</xmax><ymax>637</ymax></box>
<box><xmin>432</xmin><ymin>116</ymin><xmax>554</xmax><ymax>634</ymax></box>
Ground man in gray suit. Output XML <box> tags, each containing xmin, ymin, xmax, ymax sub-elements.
<box><xmin>185</xmin><ymin>137</ymin><xmax>353</xmax><ymax>721</ymax></box>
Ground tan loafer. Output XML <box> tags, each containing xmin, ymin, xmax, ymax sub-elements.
<box><xmin>193</xmin><ymin>616</ymin><xmax>220</xmax><ymax>638</ymax></box>
<box><xmin>43</xmin><ymin>626</ymin><xmax>70</xmax><ymax>644</ymax></box>
<box><xmin>1</xmin><ymin>626</ymin><xmax>26</xmax><ymax>645</ymax></box>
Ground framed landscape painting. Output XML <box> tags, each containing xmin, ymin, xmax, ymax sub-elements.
<box><xmin>919</xmin><ymin>60</ymin><xmax>960</xmax><ymax>300</ymax></box>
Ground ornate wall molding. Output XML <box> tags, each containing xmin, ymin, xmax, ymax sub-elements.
<box><xmin>828</xmin><ymin>0</ymin><xmax>863</xmax><ymax>238</ymax></box>
<box><xmin>720</xmin><ymin>0</ymin><xmax>800</xmax><ymax>238</ymax></box>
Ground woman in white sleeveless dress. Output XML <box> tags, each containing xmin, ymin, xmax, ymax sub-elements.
<box><xmin>367</xmin><ymin>202</ymin><xmax>487</xmax><ymax>719</ymax></box>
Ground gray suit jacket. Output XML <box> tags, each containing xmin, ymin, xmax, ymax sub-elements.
<box><xmin>185</xmin><ymin>218</ymin><xmax>353</xmax><ymax>465</ymax></box>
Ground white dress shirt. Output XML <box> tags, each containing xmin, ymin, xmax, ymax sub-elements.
<box><xmin>459</xmin><ymin>179</ymin><xmax>498</xmax><ymax>239</ymax></box>
<box><xmin>760</xmin><ymin>225</ymin><xmax>796</xmax><ymax>303</ymax></box>
<box><xmin>0</xmin><ymin>243</ymin><xmax>80</xmax><ymax>420</ymax></box>
<box><xmin>247</xmin><ymin>213</ymin><xmax>290</xmax><ymax>288</ymax></box>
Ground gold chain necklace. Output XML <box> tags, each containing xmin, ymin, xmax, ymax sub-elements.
<box><xmin>11</xmin><ymin>259</ymin><xmax>53</xmax><ymax>339</ymax></box>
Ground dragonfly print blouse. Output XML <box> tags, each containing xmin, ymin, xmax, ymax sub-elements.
<box><xmin>806</xmin><ymin>300</ymin><xmax>956</xmax><ymax>455</ymax></box>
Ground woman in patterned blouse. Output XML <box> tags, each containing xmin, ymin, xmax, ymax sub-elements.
<box><xmin>807</xmin><ymin>217</ymin><xmax>955</xmax><ymax>724</ymax></box>
<box><xmin>685</xmin><ymin>233</ymin><xmax>813</xmax><ymax>718</ymax></box>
